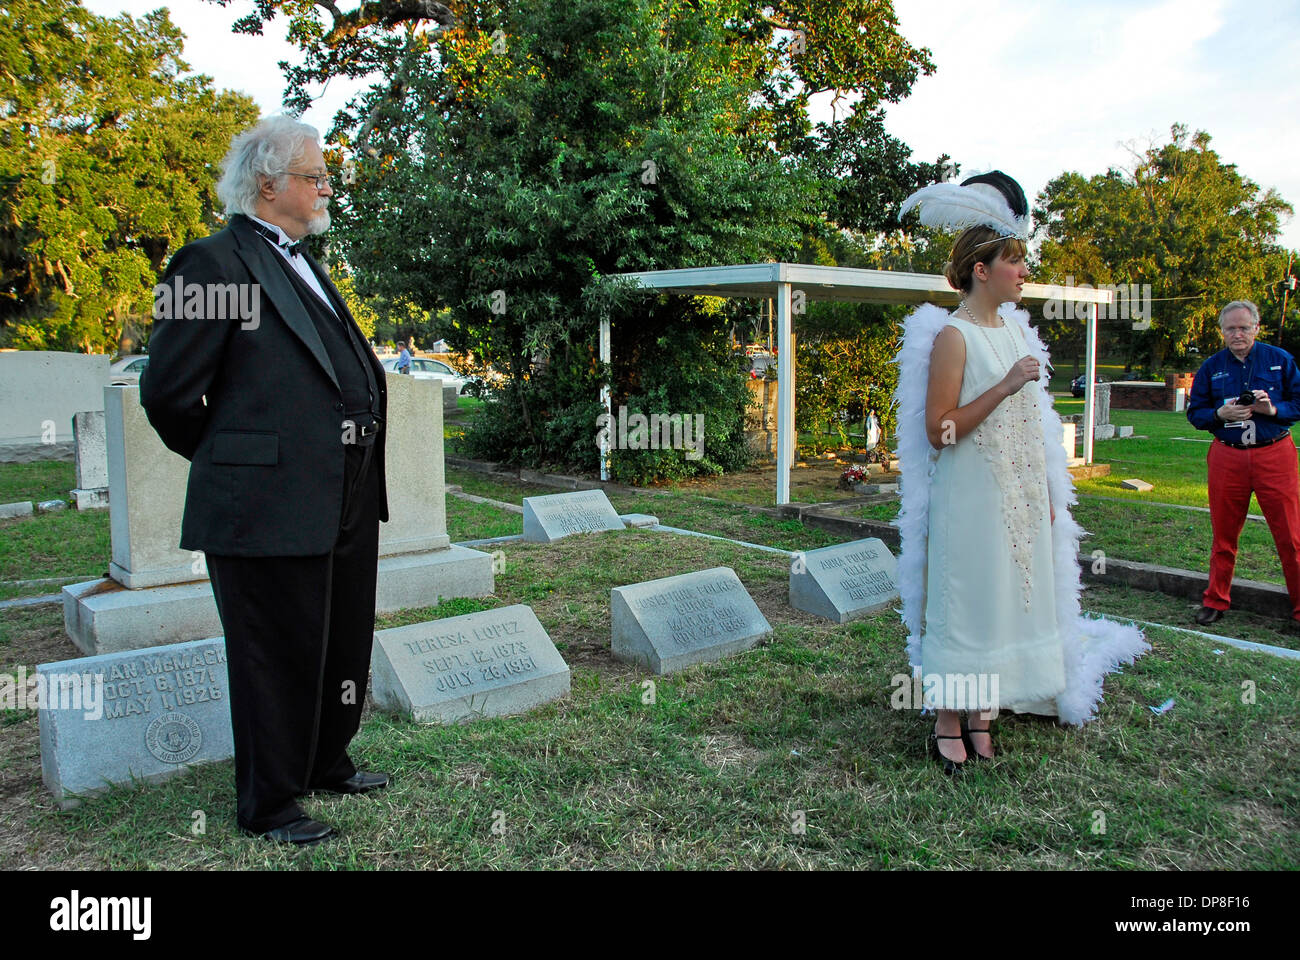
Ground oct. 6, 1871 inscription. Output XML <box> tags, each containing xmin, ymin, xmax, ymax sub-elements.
<box><xmin>371</xmin><ymin>604</ymin><xmax>570</xmax><ymax>723</ymax></box>
<box><xmin>37</xmin><ymin>637</ymin><xmax>234</xmax><ymax>808</ymax></box>
<box><xmin>611</xmin><ymin>567</ymin><xmax>771</xmax><ymax>674</ymax></box>
<box><xmin>788</xmin><ymin>538</ymin><xmax>899</xmax><ymax>622</ymax></box>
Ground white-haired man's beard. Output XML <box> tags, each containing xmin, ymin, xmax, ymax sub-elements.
<box><xmin>306</xmin><ymin>197</ymin><xmax>331</xmax><ymax>235</ymax></box>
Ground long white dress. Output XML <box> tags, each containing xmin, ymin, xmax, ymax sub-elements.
<box><xmin>892</xmin><ymin>303</ymin><xmax>1149</xmax><ymax>725</ymax></box>
<box><xmin>922</xmin><ymin>316</ymin><xmax>1064</xmax><ymax>712</ymax></box>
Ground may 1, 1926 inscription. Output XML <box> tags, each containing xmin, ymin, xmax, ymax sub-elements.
<box><xmin>611</xmin><ymin>567</ymin><xmax>771</xmax><ymax>674</ymax></box>
<box><xmin>522</xmin><ymin>489</ymin><xmax>625</xmax><ymax>542</ymax></box>
<box><xmin>788</xmin><ymin>538</ymin><xmax>899</xmax><ymax>622</ymax></box>
<box><xmin>371</xmin><ymin>604</ymin><xmax>570</xmax><ymax>723</ymax></box>
<box><xmin>36</xmin><ymin>637</ymin><xmax>234</xmax><ymax>808</ymax></box>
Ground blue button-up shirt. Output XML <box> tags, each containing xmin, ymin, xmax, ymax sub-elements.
<box><xmin>1187</xmin><ymin>341</ymin><xmax>1300</xmax><ymax>444</ymax></box>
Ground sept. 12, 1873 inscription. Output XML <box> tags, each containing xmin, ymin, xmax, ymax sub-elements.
<box><xmin>611</xmin><ymin>567</ymin><xmax>772</xmax><ymax>674</ymax></box>
<box><xmin>371</xmin><ymin>604</ymin><xmax>570</xmax><ymax>723</ymax></box>
<box><xmin>788</xmin><ymin>538</ymin><xmax>899</xmax><ymax>623</ymax></box>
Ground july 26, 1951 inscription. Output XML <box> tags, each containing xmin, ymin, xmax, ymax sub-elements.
<box><xmin>371</xmin><ymin>605</ymin><xmax>570</xmax><ymax>723</ymax></box>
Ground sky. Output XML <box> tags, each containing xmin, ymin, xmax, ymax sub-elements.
<box><xmin>85</xmin><ymin>0</ymin><xmax>1300</xmax><ymax>250</ymax></box>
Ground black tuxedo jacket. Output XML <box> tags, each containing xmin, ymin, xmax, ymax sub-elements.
<box><xmin>140</xmin><ymin>214</ymin><xmax>389</xmax><ymax>556</ymax></box>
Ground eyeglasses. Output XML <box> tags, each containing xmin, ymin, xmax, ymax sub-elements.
<box><xmin>284</xmin><ymin>171</ymin><xmax>331</xmax><ymax>189</ymax></box>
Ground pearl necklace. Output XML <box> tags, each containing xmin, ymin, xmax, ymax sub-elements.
<box><xmin>958</xmin><ymin>300</ymin><xmax>1002</xmax><ymax>328</ymax></box>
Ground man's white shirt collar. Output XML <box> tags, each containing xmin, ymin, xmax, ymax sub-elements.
<box><xmin>249</xmin><ymin>214</ymin><xmax>299</xmax><ymax>255</ymax></box>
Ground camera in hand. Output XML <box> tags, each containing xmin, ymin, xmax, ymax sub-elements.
<box><xmin>1236</xmin><ymin>390</ymin><xmax>1258</xmax><ymax>406</ymax></box>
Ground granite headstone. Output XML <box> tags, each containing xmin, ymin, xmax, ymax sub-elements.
<box><xmin>371</xmin><ymin>604</ymin><xmax>569</xmax><ymax>723</ymax></box>
<box><xmin>789</xmin><ymin>538</ymin><xmax>899</xmax><ymax>622</ymax></box>
<box><xmin>611</xmin><ymin>567</ymin><xmax>771</xmax><ymax>674</ymax></box>
<box><xmin>522</xmin><ymin>489</ymin><xmax>625</xmax><ymax>542</ymax></box>
<box><xmin>37</xmin><ymin>637</ymin><xmax>233</xmax><ymax>808</ymax></box>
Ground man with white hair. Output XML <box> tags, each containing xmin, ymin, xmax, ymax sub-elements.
<box><xmin>1186</xmin><ymin>299</ymin><xmax>1300</xmax><ymax>627</ymax></box>
<box><xmin>141</xmin><ymin>116</ymin><xmax>390</xmax><ymax>844</ymax></box>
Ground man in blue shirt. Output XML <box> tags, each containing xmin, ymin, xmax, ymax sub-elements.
<box><xmin>1186</xmin><ymin>299</ymin><xmax>1300</xmax><ymax>626</ymax></box>
<box><xmin>396</xmin><ymin>340</ymin><xmax>412</xmax><ymax>374</ymax></box>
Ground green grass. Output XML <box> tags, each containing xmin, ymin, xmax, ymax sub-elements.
<box><xmin>1073</xmin><ymin>498</ymin><xmax>1288</xmax><ymax>586</ymax></box>
<box><xmin>445</xmin><ymin>466</ymin><xmax>846</xmax><ymax>551</ymax></box>
<box><xmin>0</xmin><ymin>460</ymin><xmax>76</xmax><ymax>505</ymax></box>
<box><xmin>0</xmin><ymin>461</ymin><xmax>109</xmax><ymax>599</ymax></box>
<box><xmin>2</xmin><ymin>528</ymin><xmax>1295</xmax><ymax>870</ymax></box>
<box><xmin>445</xmin><ymin>494</ymin><xmax>519</xmax><ymax>541</ymax></box>
<box><xmin>1074</xmin><ymin>408</ymin><xmax>1296</xmax><ymax>509</ymax></box>
<box><xmin>1081</xmin><ymin>581</ymin><xmax>1300</xmax><ymax>652</ymax></box>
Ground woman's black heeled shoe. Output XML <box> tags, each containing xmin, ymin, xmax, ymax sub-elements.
<box><xmin>962</xmin><ymin>720</ymin><xmax>994</xmax><ymax>761</ymax></box>
<box><xmin>929</xmin><ymin>732</ymin><xmax>966</xmax><ymax>776</ymax></box>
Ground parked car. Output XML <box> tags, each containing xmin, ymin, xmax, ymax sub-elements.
<box><xmin>380</xmin><ymin>356</ymin><xmax>489</xmax><ymax>396</ymax></box>
<box><xmin>1070</xmin><ymin>373</ymin><xmax>1108</xmax><ymax>398</ymax></box>
<box><xmin>110</xmin><ymin>355</ymin><xmax>149</xmax><ymax>385</ymax></box>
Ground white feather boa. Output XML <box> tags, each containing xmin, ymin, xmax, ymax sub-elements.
<box><xmin>891</xmin><ymin>303</ymin><xmax>1149</xmax><ymax>725</ymax></box>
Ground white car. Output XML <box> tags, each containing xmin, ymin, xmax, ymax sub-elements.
<box><xmin>380</xmin><ymin>356</ymin><xmax>485</xmax><ymax>395</ymax></box>
<box><xmin>110</xmin><ymin>355</ymin><xmax>149</xmax><ymax>385</ymax></box>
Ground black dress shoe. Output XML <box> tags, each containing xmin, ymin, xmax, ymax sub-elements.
<box><xmin>255</xmin><ymin>816</ymin><xmax>335</xmax><ymax>845</ymax></box>
<box><xmin>1195</xmin><ymin>606</ymin><xmax>1226</xmax><ymax>626</ymax></box>
<box><xmin>928</xmin><ymin>732</ymin><xmax>965</xmax><ymax>776</ymax></box>
<box><xmin>312</xmin><ymin>771</ymin><xmax>390</xmax><ymax>795</ymax></box>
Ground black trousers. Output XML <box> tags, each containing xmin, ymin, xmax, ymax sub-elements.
<box><xmin>207</xmin><ymin>439</ymin><xmax>381</xmax><ymax>833</ymax></box>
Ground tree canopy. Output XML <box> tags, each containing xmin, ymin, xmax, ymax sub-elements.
<box><xmin>1034</xmin><ymin>124</ymin><xmax>1294</xmax><ymax>371</ymax></box>
<box><xmin>0</xmin><ymin>0</ymin><xmax>258</xmax><ymax>352</ymax></box>
<box><xmin>224</xmin><ymin>0</ymin><xmax>944</xmax><ymax>476</ymax></box>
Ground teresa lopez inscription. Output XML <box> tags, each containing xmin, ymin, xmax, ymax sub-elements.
<box><xmin>370</xmin><ymin>605</ymin><xmax>570</xmax><ymax>723</ymax></box>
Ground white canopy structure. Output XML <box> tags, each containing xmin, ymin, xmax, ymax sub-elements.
<box><xmin>609</xmin><ymin>263</ymin><xmax>1114</xmax><ymax>504</ymax></box>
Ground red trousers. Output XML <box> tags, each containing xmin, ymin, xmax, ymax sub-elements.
<box><xmin>1205</xmin><ymin>434</ymin><xmax>1300</xmax><ymax>617</ymax></box>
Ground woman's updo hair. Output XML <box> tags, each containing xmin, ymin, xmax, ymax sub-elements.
<box><xmin>943</xmin><ymin>226</ymin><xmax>1028</xmax><ymax>293</ymax></box>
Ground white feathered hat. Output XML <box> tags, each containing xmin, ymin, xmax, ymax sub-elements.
<box><xmin>899</xmin><ymin>170</ymin><xmax>1030</xmax><ymax>241</ymax></box>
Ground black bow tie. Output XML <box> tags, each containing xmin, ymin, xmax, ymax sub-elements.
<box><xmin>249</xmin><ymin>220</ymin><xmax>306</xmax><ymax>258</ymax></box>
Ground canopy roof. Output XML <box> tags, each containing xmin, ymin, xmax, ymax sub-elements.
<box><xmin>613</xmin><ymin>262</ymin><xmax>1115</xmax><ymax>307</ymax></box>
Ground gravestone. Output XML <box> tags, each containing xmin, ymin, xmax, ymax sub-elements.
<box><xmin>104</xmin><ymin>386</ymin><xmax>198</xmax><ymax>589</ymax></box>
<box><xmin>522</xmin><ymin>489</ymin><xmax>624</xmax><ymax>542</ymax></box>
<box><xmin>71</xmin><ymin>410</ymin><xmax>109</xmax><ymax>510</ymax></box>
<box><xmin>371</xmin><ymin>604</ymin><xmax>569</xmax><ymax>723</ymax></box>
<box><xmin>379</xmin><ymin>372</ymin><xmax>451</xmax><ymax>556</ymax></box>
<box><xmin>1092</xmin><ymin>382</ymin><xmax>1111</xmax><ymax>426</ymax></box>
<box><xmin>1120</xmin><ymin>478</ymin><xmax>1153</xmax><ymax>492</ymax></box>
<box><xmin>789</xmin><ymin>538</ymin><xmax>899</xmax><ymax>623</ymax></box>
<box><xmin>63</xmin><ymin>377</ymin><xmax>493</xmax><ymax>655</ymax></box>
<box><xmin>611</xmin><ymin>567</ymin><xmax>771</xmax><ymax>674</ymax></box>
<box><xmin>37</xmin><ymin>637</ymin><xmax>233</xmax><ymax>809</ymax></box>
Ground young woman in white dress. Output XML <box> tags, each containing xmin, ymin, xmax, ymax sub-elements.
<box><xmin>924</xmin><ymin>226</ymin><xmax>1050</xmax><ymax>770</ymax></box>
<box><xmin>894</xmin><ymin>171</ymin><xmax>1148</xmax><ymax>776</ymax></box>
